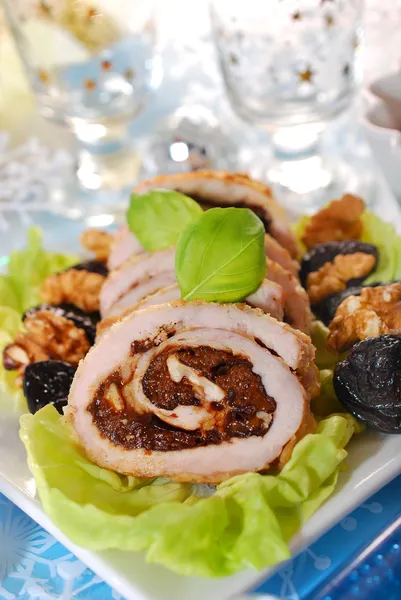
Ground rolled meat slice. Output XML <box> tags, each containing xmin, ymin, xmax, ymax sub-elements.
<box><xmin>106</xmin><ymin>272</ymin><xmax>177</xmax><ymax>318</ymax></box>
<box><xmin>107</xmin><ymin>172</ymin><xmax>299</xmax><ymax>273</ymax></box>
<box><xmin>100</xmin><ymin>248</ymin><xmax>175</xmax><ymax>318</ymax></box>
<box><xmin>108</xmin><ymin>225</ymin><xmax>144</xmax><ymax>271</ymax></box>
<box><xmin>98</xmin><ymin>279</ymin><xmax>286</xmax><ymax>336</ymax></box>
<box><xmin>135</xmin><ymin>171</ymin><xmax>299</xmax><ymax>258</ymax></box>
<box><xmin>131</xmin><ymin>280</ymin><xmax>284</xmax><ymax>321</ymax></box>
<box><xmin>264</xmin><ymin>234</ymin><xmax>299</xmax><ymax>278</ymax></box>
<box><xmin>266</xmin><ymin>259</ymin><xmax>312</xmax><ymax>334</ymax></box>
<box><xmin>67</xmin><ymin>301</ymin><xmax>316</xmax><ymax>483</ymax></box>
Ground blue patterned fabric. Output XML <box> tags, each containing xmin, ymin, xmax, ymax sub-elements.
<box><xmin>1</xmin><ymin>476</ymin><xmax>401</xmax><ymax>600</ymax></box>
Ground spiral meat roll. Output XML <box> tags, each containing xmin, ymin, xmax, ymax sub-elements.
<box><xmin>100</xmin><ymin>246</ymin><xmax>289</xmax><ymax>325</ymax></box>
<box><xmin>108</xmin><ymin>171</ymin><xmax>299</xmax><ymax>272</ymax></box>
<box><xmin>107</xmin><ymin>224</ymin><xmax>144</xmax><ymax>271</ymax></box>
<box><xmin>101</xmin><ymin>248</ymin><xmax>176</xmax><ymax>318</ymax></box>
<box><xmin>100</xmin><ymin>251</ymin><xmax>311</xmax><ymax>338</ymax></box>
<box><xmin>67</xmin><ymin>301</ymin><xmax>317</xmax><ymax>483</ymax></box>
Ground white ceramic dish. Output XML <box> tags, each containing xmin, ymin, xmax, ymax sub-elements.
<box><xmin>1</xmin><ymin>190</ymin><xmax>401</xmax><ymax>600</ymax></box>
<box><xmin>1</xmin><ymin>412</ymin><xmax>401</xmax><ymax>600</ymax></box>
<box><xmin>362</xmin><ymin>97</ymin><xmax>401</xmax><ymax>200</ymax></box>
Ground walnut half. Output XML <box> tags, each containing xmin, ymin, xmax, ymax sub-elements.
<box><xmin>327</xmin><ymin>283</ymin><xmax>401</xmax><ymax>352</ymax></box>
<box><xmin>302</xmin><ymin>194</ymin><xmax>365</xmax><ymax>250</ymax></box>
<box><xmin>2</xmin><ymin>311</ymin><xmax>90</xmax><ymax>383</ymax></box>
<box><xmin>41</xmin><ymin>268</ymin><xmax>104</xmax><ymax>312</ymax></box>
<box><xmin>80</xmin><ymin>229</ymin><xmax>113</xmax><ymax>262</ymax></box>
<box><xmin>307</xmin><ymin>253</ymin><xmax>376</xmax><ymax>304</ymax></box>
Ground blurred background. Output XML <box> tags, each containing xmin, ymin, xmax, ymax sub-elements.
<box><xmin>0</xmin><ymin>0</ymin><xmax>401</xmax><ymax>224</ymax></box>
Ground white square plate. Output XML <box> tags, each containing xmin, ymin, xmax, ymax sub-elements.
<box><xmin>1</xmin><ymin>184</ymin><xmax>401</xmax><ymax>600</ymax></box>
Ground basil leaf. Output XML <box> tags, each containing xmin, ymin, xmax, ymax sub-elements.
<box><xmin>127</xmin><ymin>189</ymin><xmax>203</xmax><ymax>252</ymax></box>
<box><xmin>176</xmin><ymin>207</ymin><xmax>266</xmax><ymax>303</ymax></box>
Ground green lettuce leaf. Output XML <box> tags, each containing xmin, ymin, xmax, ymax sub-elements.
<box><xmin>6</xmin><ymin>227</ymin><xmax>79</xmax><ymax>313</ymax></box>
<box><xmin>310</xmin><ymin>320</ymin><xmax>345</xmax><ymax>370</ymax></box>
<box><xmin>361</xmin><ymin>211</ymin><xmax>401</xmax><ymax>284</ymax></box>
<box><xmin>0</xmin><ymin>307</ymin><xmax>25</xmax><ymax>411</ymax></box>
<box><xmin>20</xmin><ymin>405</ymin><xmax>357</xmax><ymax>577</ymax></box>
<box><xmin>311</xmin><ymin>369</ymin><xmax>344</xmax><ymax>417</ymax></box>
<box><xmin>0</xmin><ymin>228</ymin><xmax>79</xmax><ymax>410</ymax></box>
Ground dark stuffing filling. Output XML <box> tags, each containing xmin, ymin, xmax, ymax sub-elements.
<box><xmin>90</xmin><ymin>345</ymin><xmax>276</xmax><ymax>452</ymax></box>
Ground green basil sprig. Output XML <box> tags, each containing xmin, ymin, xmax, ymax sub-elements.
<box><xmin>127</xmin><ymin>189</ymin><xmax>203</xmax><ymax>252</ymax></box>
<box><xmin>176</xmin><ymin>207</ymin><xmax>266</xmax><ymax>302</ymax></box>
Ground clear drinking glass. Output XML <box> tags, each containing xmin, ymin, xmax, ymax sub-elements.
<box><xmin>210</xmin><ymin>0</ymin><xmax>365</xmax><ymax>212</ymax></box>
<box><xmin>3</xmin><ymin>0</ymin><xmax>161</xmax><ymax>192</ymax></box>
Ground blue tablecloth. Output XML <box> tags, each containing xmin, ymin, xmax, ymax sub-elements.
<box><xmin>1</xmin><ymin>476</ymin><xmax>401</xmax><ymax>600</ymax></box>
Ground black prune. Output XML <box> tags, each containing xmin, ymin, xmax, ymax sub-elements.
<box><xmin>312</xmin><ymin>286</ymin><xmax>363</xmax><ymax>325</ymax></box>
<box><xmin>300</xmin><ymin>240</ymin><xmax>379</xmax><ymax>288</ymax></box>
<box><xmin>312</xmin><ymin>281</ymin><xmax>401</xmax><ymax>326</ymax></box>
<box><xmin>333</xmin><ymin>335</ymin><xmax>401</xmax><ymax>433</ymax></box>
<box><xmin>23</xmin><ymin>303</ymin><xmax>100</xmax><ymax>345</ymax></box>
<box><xmin>69</xmin><ymin>260</ymin><xmax>108</xmax><ymax>277</ymax></box>
<box><xmin>23</xmin><ymin>360</ymin><xmax>76</xmax><ymax>415</ymax></box>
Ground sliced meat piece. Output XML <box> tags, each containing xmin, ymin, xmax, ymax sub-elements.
<box><xmin>108</xmin><ymin>225</ymin><xmax>144</xmax><ymax>271</ymax></box>
<box><xmin>266</xmin><ymin>259</ymin><xmax>312</xmax><ymax>334</ymax></box>
<box><xmin>129</xmin><ymin>279</ymin><xmax>284</xmax><ymax>321</ymax></box>
<box><xmin>135</xmin><ymin>171</ymin><xmax>299</xmax><ymax>258</ymax></box>
<box><xmin>107</xmin><ymin>272</ymin><xmax>177</xmax><ymax>318</ymax></box>
<box><xmin>67</xmin><ymin>301</ymin><xmax>316</xmax><ymax>483</ymax></box>
<box><xmin>102</xmin><ymin>279</ymin><xmax>285</xmax><ymax>331</ymax></box>
<box><xmin>243</xmin><ymin>279</ymin><xmax>284</xmax><ymax>318</ymax></box>
<box><xmin>264</xmin><ymin>234</ymin><xmax>299</xmax><ymax>278</ymax></box>
<box><xmin>109</xmin><ymin>228</ymin><xmax>299</xmax><ymax>278</ymax></box>
<box><xmin>100</xmin><ymin>248</ymin><xmax>175</xmax><ymax>318</ymax></box>
<box><xmin>133</xmin><ymin>284</ymin><xmax>182</xmax><ymax>311</ymax></box>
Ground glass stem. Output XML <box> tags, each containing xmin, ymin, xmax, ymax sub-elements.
<box><xmin>272</xmin><ymin>124</ymin><xmax>321</xmax><ymax>163</ymax></box>
<box><xmin>267</xmin><ymin>123</ymin><xmax>335</xmax><ymax>211</ymax></box>
<box><xmin>68</xmin><ymin>117</ymin><xmax>140</xmax><ymax>192</ymax></box>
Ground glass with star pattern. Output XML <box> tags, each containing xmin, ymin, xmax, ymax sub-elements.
<box><xmin>3</xmin><ymin>0</ymin><xmax>161</xmax><ymax>194</ymax></box>
<box><xmin>210</xmin><ymin>0</ymin><xmax>364</xmax><ymax>212</ymax></box>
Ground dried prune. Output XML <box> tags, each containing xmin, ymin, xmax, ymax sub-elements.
<box><xmin>70</xmin><ymin>260</ymin><xmax>108</xmax><ymax>277</ymax></box>
<box><xmin>333</xmin><ymin>335</ymin><xmax>401</xmax><ymax>433</ymax></box>
<box><xmin>313</xmin><ymin>281</ymin><xmax>401</xmax><ymax>325</ymax></box>
<box><xmin>23</xmin><ymin>360</ymin><xmax>76</xmax><ymax>415</ymax></box>
<box><xmin>300</xmin><ymin>240</ymin><xmax>378</xmax><ymax>288</ymax></box>
<box><xmin>23</xmin><ymin>303</ymin><xmax>99</xmax><ymax>345</ymax></box>
<box><xmin>312</xmin><ymin>286</ymin><xmax>363</xmax><ymax>325</ymax></box>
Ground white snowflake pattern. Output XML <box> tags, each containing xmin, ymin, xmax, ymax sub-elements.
<box><xmin>0</xmin><ymin>497</ymin><xmax>122</xmax><ymax>600</ymax></box>
<box><xmin>0</xmin><ymin>133</ymin><xmax>74</xmax><ymax>232</ymax></box>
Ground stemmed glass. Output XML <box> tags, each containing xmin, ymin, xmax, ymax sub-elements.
<box><xmin>210</xmin><ymin>0</ymin><xmax>365</xmax><ymax>212</ymax></box>
<box><xmin>3</xmin><ymin>0</ymin><xmax>161</xmax><ymax>197</ymax></box>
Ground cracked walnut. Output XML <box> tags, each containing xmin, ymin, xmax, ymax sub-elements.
<box><xmin>80</xmin><ymin>229</ymin><xmax>113</xmax><ymax>262</ymax></box>
<box><xmin>327</xmin><ymin>283</ymin><xmax>401</xmax><ymax>352</ymax></box>
<box><xmin>41</xmin><ymin>268</ymin><xmax>104</xmax><ymax>312</ymax></box>
<box><xmin>307</xmin><ymin>253</ymin><xmax>376</xmax><ymax>304</ymax></box>
<box><xmin>3</xmin><ymin>311</ymin><xmax>90</xmax><ymax>381</ymax></box>
<box><xmin>302</xmin><ymin>194</ymin><xmax>365</xmax><ymax>250</ymax></box>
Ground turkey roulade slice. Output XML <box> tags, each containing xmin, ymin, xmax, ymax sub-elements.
<box><xmin>103</xmin><ymin>278</ymin><xmax>285</xmax><ymax>326</ymax></box>
<box><xmin>266</xmin><ymin>259</ymin><xmax>312</xmax><ymax>334</ymax></box>
<box><xmin>133</xmin><ymin>280</ymin><xmax>284</xmax><ymax>320</ymax></box>
<box><xmin>101</xmin><ymin>245</ymin><xmax>288</xmax><ymax>321</ymax></box>
<box><xmin>108</xmin><ymin>171</ymin><xmax>299</xmax><ymax>272</ymax></box>
<box><xmin>67</xmin><ymin>301</ymin><xmax>317</xmax><ymax>483</ymax></box>
<box><xmin>100</xmin><ymin>248</ymin><xmax>176</xmax><ymax>318</ymax></box>
<box><xmin>135</xmin><ymin>172</ymin><xmax>298</xmax><ymax>257</ymax></box>
<box><xmin>108</xmin><ymin>225</ymin><xmax>144</xmax><ymax>271</ymax></box>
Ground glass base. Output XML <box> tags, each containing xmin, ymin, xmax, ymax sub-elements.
<box><xmin>268</xmin><ymin>155</ymin><xmax>334</xmax><ymax>211</ymax></box>
<box><xmin>76</xmin><ymin>147</ymin><xmax>141</xmax><ymax>192</ymax></box>
<box><xmin>268</xmin><ymin>154</ymin><xmax>378</xmax><ymax>219</ymax></box>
